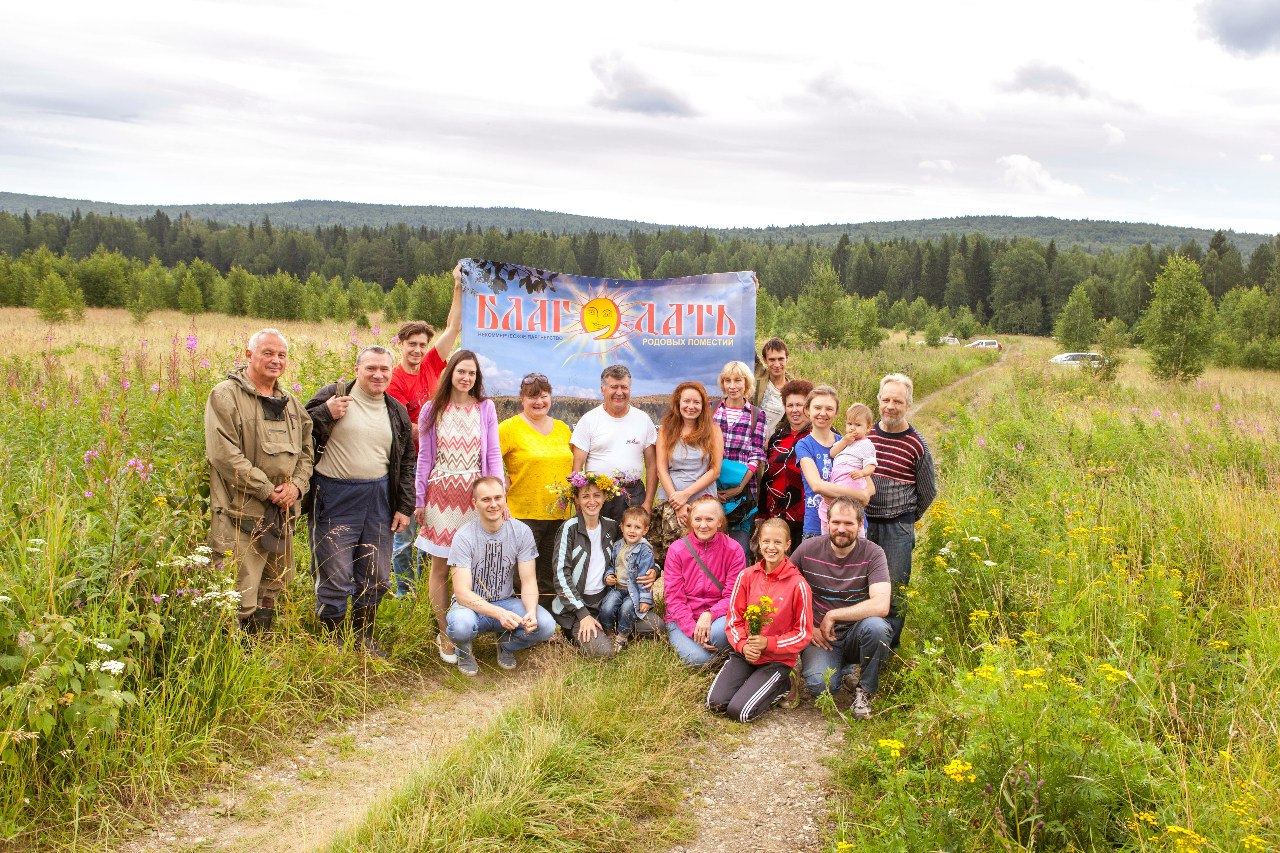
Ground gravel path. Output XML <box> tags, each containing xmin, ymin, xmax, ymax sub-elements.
<box><xmin>669</xmin><ymin>703</ymin><xmax>842</xmax><ymax>853</ymax></box>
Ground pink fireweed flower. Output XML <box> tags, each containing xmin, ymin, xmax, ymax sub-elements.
<box><xmin>84</xmin><ymin>490</ymin><xmax>94</xmax><ymax>498</ymax></box>
<box><xmin>150</xmin><ymin>384</ymin><xmax>160</xmax><ymax>392</ymax></box>
<box><xmin>199</xmin><ymin>359</ymin><xmax>210</xmax><ymax>369</ymax></box>
<box><xmin>976</xmin><ymin>438</ymin><xmax>986</xmax><ymax>448</ymax></box>
<box><xmin>291</xmin><ymin>383</ymin><xmax>303</xmax><ymax>393</ymax></box>
<box><xmin>185</xmin><ymin>334</ymin><xmax>198</xmax><ymax>353</ymax></box>
<box><xmin>1213</xmin><ymin>404</ymin><xmax>1221</xmax><ymax>411</ymax></box>
<box><xmin>121</xmin><ymin>379</ymin><xmax>131</xmax><ymax>390</ymax></box>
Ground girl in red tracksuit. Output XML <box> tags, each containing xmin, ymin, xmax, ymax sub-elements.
<box><xmin>707</xmin><ymin>518</ymin><xmax>813</xmax><ymax>722</ymax></box>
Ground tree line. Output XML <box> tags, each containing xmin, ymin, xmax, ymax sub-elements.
<box><xmin>2</xmin><ymin>207</ymin><xmax>1278</xmax><ymax>371</ymax></box>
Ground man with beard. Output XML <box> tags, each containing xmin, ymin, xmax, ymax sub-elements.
<box><xmin>791</xmin><ymin>496</ymin><xmax>891</xmax><ymax>720</ymax></box>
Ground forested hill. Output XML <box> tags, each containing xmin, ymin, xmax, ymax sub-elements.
<box><xmin>1</xmin><ymin>191</ymin><xmax>1269</xmax><ymax>255</ymax></box>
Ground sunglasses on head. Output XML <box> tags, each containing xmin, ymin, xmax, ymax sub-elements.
<box><xmin>521</xmin><ymin>373</ymin><xmax>549</xmax><ymax>386</ymax></box>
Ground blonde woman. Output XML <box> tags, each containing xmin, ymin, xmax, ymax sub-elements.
<box><xmin>713</xmin><ymin>360</ymin><xmax>767</xmax><ymax>557</ymax></box>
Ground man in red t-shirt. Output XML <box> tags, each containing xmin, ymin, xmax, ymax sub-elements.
<box><xmin>389</xmin><ymin>268</ymin><xmax>464</xmax><ymax>595</ymax></box>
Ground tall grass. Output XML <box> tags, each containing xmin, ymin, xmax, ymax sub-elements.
<box><xmin>0</xmin><ymin>321</ymin><xmax>442</xmax><ymax>847</ymax></box>
<box><xmin>826</xmin><ymin>354</ymin><xmax>1279</xmax><ymax>851</ymax></box>
<box><xmin>327</xmin><ymin>642</ymin><xmax>709</xmax><ymax>853</ymax></box>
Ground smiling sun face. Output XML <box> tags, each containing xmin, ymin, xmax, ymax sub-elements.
<box><xmin>580</xmin><ymin>297</ymin><xmax>620</xmax><ymax>339</ymax></box>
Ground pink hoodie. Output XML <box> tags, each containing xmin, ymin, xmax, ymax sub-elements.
<box><xmin>662</xmin><ymin>532</ymin><xmax>746</xmax><ymax>638</ymax></box>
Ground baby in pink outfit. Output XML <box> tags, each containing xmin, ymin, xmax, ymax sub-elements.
<box><xmin>818</xmin><ymin>403</ymin><xmax>877</xmax><ymax>533</ymax></box>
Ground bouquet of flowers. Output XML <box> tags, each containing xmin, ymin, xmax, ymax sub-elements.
<box><xmin>546</xmin><ymin>470</ymin><xmax>637</xmax><ymax>513</ymax></box>
<box><xmin>743</xmin><ymin>594</ymin><xmax>777</xmax><ymax>636</ymax></box>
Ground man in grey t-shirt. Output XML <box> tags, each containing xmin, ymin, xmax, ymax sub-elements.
<box><xmin>445</xmin><ymin>477</ymin><xmax>556</xmax><ymax>676</ymax></box>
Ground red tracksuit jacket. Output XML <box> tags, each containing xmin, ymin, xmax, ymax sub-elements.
<box><xmin>725</xmin><ymin>558</ymin><xmax>813</xmax><ymax>668</ymax></box>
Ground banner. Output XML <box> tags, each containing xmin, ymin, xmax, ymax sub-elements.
<box><xmin>459</xmin><ymin>259</ymin><xmax>756</xmax><ymax>400</ymax></box>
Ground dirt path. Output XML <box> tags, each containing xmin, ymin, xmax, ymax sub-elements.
<box><xmin>665</xmin><ymin>356</ymin><xmax>1013</xmax><ymax>853</ymax></box>
<box><xmin>669</xmin><ymin>705</ymin><xmax>842</xmax><ymax>853</ymax></box>
<box><xmin>121</xmin><ymin>643</ymin><xmax>572</xmax><ymax>853</ymax></box>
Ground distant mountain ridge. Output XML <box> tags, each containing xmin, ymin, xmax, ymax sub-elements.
<box><xmin>1</xmin><ymin>191</ymin><xmax>1270</xmax><ymax>254</ymax></box>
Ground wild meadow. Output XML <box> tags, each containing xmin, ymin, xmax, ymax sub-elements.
<box><xmin>828</xmin><ymin>351</ymin><xmax>1279</xmax><ymax>851</ymax></box>
<box><xmin>0</xmin><ymin>307</ymin><xmax>997</xmax><ymax>850</ymax></box>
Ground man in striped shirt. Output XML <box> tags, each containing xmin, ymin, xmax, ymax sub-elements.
<box><xmin>793</xmin><ymin>497</ymin><xmax>892</xmax><ymax>720</ymax></box>
<box><xmin>866</xmin><ymin>373</ymin><xmax>937</xmax><ymax>648</ymax></box>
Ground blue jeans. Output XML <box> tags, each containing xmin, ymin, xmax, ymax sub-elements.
<box><xmin>666</xmin><ymin>616</ymin><xmax>729</xmax><ymax>667</ymax></box>
<box><xmin>866</xmin><ymin>518</ymin><xmax>916</xmax><ymax>647</ymax></box>
<box><xmin>445</xmin><ymin>598</ymin><xmax>556</xmax><ymax>653</ymax></box>
<box><xmin>799</xmin><ymin>616</ymin><xmax>892</xmax><ymax>696</ymax></box>
<box><xmin>391</xmin><ymin>514</ymin><xmax>422</xmax><ymax>596</ymax></box>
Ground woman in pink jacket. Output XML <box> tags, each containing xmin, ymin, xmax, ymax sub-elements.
<box><xmin>663</xmin><ymin>495</ymin><xmax>746</xmax><ymax>666</ymax></box>
<box><xmin>413</xmin><ymin>349</ymin><xmax>502</xmax><ymax>662</ymax></box>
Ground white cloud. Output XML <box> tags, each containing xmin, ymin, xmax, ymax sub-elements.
<box><xmin>1260</xmin><ymin>153</ymin><xmax>1275</xmax><ymax>163</ymax></box>
<box><xmin>1103</xmin><ymin>123</ymin><xmax>1126</xmax><ymax>146</ymax></box>
<box><xmin>918</xmin><ymin>159</ymin><xmax>955</xmax><ymax>172</ymax></box>
<box><xmin>997</xmin><ymin>154</ymin><xmax>1085</xmax><ymax>197</ymax></box>
<box><xmin>589</xmin><ymin>55</ymin><xmax>697</xmax><ymax>118</ymax></box>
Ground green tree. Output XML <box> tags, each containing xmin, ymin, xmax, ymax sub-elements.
<box><xmin>990</xmin><ymin>242</ymin><xmax>1048</xmax><ymax>334</ymax></box>
<box><xmin>796</xmin><ymin>260</ymin><xmax>851</xmax><ymax>347</ymax></box>
<box><xmin>847</xmin><ymin>297</ymin><xmax>885</xmax><ymax>351</ymax></box>
<box><xmin>1093</xmin><ymin>318</ymin><xmax>1128</xmax><ymax>382</ymax></box>
<box><xmin>1137</xmin><ymin>256</ymin><xmax>1215</xmax><ymax>381</ymax></box>
<box><xmin>1053</xmin><ymin>283</ymin><xmax>1097</xmax><ymax>352</ymax></box>
<box><xmin>177</xmin><ymin>276</ymin><xmax>204</xmax><ymax>315</ymax></box>
<box><xmin>35</xmin><ymin>271</ymin><xmax>80</xmax><ymax>323</ymax></box>
<box><xmin>756</xmin><ymin>287</ymin><xmax>779</xmax><ymax>337</ymax></box>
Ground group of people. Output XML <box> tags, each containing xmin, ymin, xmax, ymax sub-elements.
<box><xmin>205</xmin><ymin>266</ymin><xmax>936</xmax><ymax>721</ymax></box>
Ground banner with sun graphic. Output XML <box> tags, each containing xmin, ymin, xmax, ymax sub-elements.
<box><xmin>458</xmin><ymin>258</ymin><xmax>756</xmax><ymax>400</ymax></box>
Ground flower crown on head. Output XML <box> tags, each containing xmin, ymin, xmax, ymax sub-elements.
<box><xmin>547</xmin><ymin>470</ymin><xmax>637</xmax><ymax>513</ymax></box>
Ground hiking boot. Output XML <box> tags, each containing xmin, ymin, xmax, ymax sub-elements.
<box><xmin>779</xmin><ymin>668</ymin><xmax>801</xmax><ymax>710</ymax></box>
<box><xmin>613</xmin><ymin>633</ymin><xmax>628</xmax><ymax>653</ymax></box>
<box><xmin>496</xmin><ymin>645</ymin><xmax>517</xmax><ymax>670</ymax></box>
<box><xmin>318</xmin><ymin>614</ymin><xmax>345</xmax><ymax>647</ymax></box>
<box><xmin>841</xmin><ymin>666</ymin><xmax>862</xmax><ymax>695</ymax></box>
<box><xmin>852</xmin><ymin>686</ymin><xmax>873</xmax><ymax>720</ymax></box>
<box><xmin>351</xmin><ymin>605</ymin><xmax>387</xmax><ymax>660</ymax></box>
<box><xmin>249</xmin><ymin>606</ymin><xmax>276</xmax><ymax>635</ymax></box>
<box><xmin>455</xmin><ymin>643</ymin><xmax>479</xmax><ymax>676</ymax></box>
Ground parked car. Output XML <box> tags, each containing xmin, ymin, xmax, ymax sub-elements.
<box><xmin>966</xmin><ymin>339</ymin><xmax>1002</xmax><ymax>350</ymax></box>
<box><xmin>1049</xmin><ymin>352</ymin><xmax>1104</xmax><ymax>368</ymax></box>
<box><xmin>941</xmin><ymin>335</ymin><xmax>961</xmax><ymax>346</ymax></box>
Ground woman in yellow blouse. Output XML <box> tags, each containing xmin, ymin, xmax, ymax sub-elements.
<box><xmin>499</xmin><ymin>373</ymin><xmax>574</xmax><ymax>608</ymax></box>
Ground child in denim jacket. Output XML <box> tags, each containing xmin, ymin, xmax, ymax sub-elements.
<box><xmin>601</xmin><ymin>505</ymin><xmax>657</xmax><ymax>647</ymax></box>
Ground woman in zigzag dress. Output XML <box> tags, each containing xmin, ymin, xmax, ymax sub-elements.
<box><xmin>414</xmin><ymin>349</ymin><xmax>501</xmax><ymax>663</ymax></box>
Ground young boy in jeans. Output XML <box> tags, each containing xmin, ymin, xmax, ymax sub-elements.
<box><xmin>600</xmin><ymin>505</ymin><xmax>658</xmax><ymax>649</ymax></box>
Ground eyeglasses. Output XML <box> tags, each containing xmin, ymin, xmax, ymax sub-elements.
<box><xmin>521</xmin><ymin>373</ymin><xmax>549</xmax><ymax>386</ymax></box>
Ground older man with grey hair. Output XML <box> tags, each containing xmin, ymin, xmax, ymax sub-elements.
<box><xmin>303</xmin><ymin>345</ymin><xmax>415</xmax><ymax>656</ymax></box>
<box><xmin>205</xmin><ymin>328</ymin><xmax>314</xmax><ymax>634</ymax></box>
<box><xmin>865</xmin><ymin>372</ymin><xmax>936</xmax><ymax>648</ymax></box>
<box><xmin>569</xmin><ymin>364</ymin><xmax>658</xmax><ymax>521</ymax></box>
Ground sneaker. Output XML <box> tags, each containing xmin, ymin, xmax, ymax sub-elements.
<box><xmin>779</xmin><ymin>668</ymin><xmax>801</xmax><ymax>710</ymax></box>
<box><xmin>841</xmin><ymin>666</ymin><xmax>862</xmax><ymax>694</ymax></box>
<box><xmin>455</xmin><ymin>643</ymin><xmax>478</xmax><ymax>677</ymax></box>
<box><xmin>852</xmin><ymin>686</ymin><xmax>873</xmax><ymax>720</ymax></box>
<box><xmin>496</xmin><ymin>645</ymin><xmax>517</xmax><ymax>670</ymax></box>
<box><xmin>613</xmin><ymin>634</ymin><xmax>627</xmax><ymax>653</ymax></box>
<box><xmin>436</xmin><ymin>633</ymin><xmax>458</xmax><ymax>665</ymax></box>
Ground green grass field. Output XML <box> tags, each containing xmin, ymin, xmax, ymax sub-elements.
<box><xmin>9</xmin><ymin>306</ymin><xmax>1274</xmax><ymax>852</ymax></box>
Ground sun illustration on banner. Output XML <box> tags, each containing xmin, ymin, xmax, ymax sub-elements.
<box><xmin>557</xmin><ymin>283</ymin><xmax>644</xmax><ymax>366</ymax></box>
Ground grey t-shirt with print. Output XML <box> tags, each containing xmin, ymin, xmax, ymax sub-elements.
<box><xmin>447</xmin><ymin>518</ymin><xmax>538</xmax><ymax>602</ymax></box>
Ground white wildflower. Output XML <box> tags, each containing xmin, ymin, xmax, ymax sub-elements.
<box><xmin>0</xmin><ymin>595</ymin><xmax>11</xmax><ymax>603</ymax></box>
<box><xmin>27</xmin><ymin>547</ymin><xmax>43</xmax><ymax>555</ymax></box>
<box><xmin>967</xmin><ymin>536</ymin><xmax>983</xmax><ymax>543</ymax></box>
<box><xmin>99</xmin><ymin>660</ymin><xmax>126</xmax><ymax>676</ymax></box>
<box><xmin>189</xmin><ymin>554</ymin><xmax>212</xmax><ymax>566</ymax></box>
<box><xmin>194</xmin><ymin>545</ymin><xmax>213</xmax><ymax>555</ymax></box>
<box><xmin>27</xmin><ymin>538</ymin><xmax>46</xmax><ymax>546</ymax></box>
<box><xmin>982</xmin><ymin>560</ymin><xmax>997</xmax><ymax>567</ymax></box>
<box><xmin>94</xmin><ymin>641</ymin><xmax>113</xmax><ymax>652</ymax></box>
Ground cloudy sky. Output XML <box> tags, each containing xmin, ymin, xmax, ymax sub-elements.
<box><xmin>3</xmin><ymin>0</ymin><xmax>1279</xmax><ymax>233</ymax></box>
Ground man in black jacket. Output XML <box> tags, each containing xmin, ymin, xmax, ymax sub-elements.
<box><xmin>304</xmin><ymin>345</ymin><xmax>415</xmax><ymax>657</ymax></box>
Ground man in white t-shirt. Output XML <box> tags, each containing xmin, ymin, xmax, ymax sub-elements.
<box><xmin>570</xmin><ymin>364</ymin><xmax>658</xmax><ymax>520</ymax></box>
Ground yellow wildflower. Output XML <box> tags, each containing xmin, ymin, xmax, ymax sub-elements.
<box><xmin>1165</xmin><ymin>825</ymin><xmax>1207</xmax><ymax>851</ymax></box>
<box><xmin>942</xmin><ymin>758</ymin><xmax>976</xmax><ymax>783</ymax></box>
<box><xmin>1241</xmin><ymin>835</ymin><xmax>1267</xmax><ymax>852</ymax></box>
<box><xmin>877</xmin><ymin>738</ymin><xmax>905</xmax><ymax>759</ymax></box>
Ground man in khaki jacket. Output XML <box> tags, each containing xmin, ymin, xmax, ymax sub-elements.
<box><xmin>205</xmin><ymin>328</ymin><xmax>314</xmax><ymax>633</ymax></box>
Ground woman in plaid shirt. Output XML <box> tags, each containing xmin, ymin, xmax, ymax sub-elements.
<box><xmin>713</xmin><ymin>360</ymin><xmax>768</xmax><ymax>558</ymax></box>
